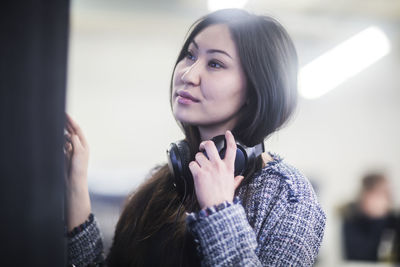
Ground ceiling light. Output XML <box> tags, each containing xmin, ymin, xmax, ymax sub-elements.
<box><xmin>299</xmin><ymin>26</ymin><xmax>391</xmax><ymax>99</ymax></box>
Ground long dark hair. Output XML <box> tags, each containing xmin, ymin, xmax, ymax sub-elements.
<box><xmin>107</xmin><ymin>9</ymin><xmax>298</xmax><ymax>266</ymax></box>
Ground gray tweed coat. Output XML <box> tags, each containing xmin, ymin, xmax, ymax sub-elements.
<box><xmin>68</xmin><ymin>153</ymin><xmax>326</xmax><ymax>266</ymax></box>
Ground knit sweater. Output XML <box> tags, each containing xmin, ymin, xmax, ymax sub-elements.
<box><xmin>67</xmin><ymin>153</ymin><xmax>326</xmax><ymax>266</ymax></box>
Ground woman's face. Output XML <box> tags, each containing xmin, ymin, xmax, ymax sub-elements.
<box><xmin>171</xmin><ymin>24</ymin><xmax>247</xmax><ymax>132</ymax></box>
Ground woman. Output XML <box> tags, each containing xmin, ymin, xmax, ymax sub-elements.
<box><xmin>66</xmin><ymin>8</ymin><xmax>326</xmax><ymax>266</ymax></box>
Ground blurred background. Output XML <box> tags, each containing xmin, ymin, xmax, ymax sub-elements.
<box><xmin>66</xmin><ymin>0</ymin><xmax>400</xmax><ymax>266</ymax></box>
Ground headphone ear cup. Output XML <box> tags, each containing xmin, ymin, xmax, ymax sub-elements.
<box><xmin>176</xmin><ymin>140</ymin><xmax>192</xmax><ymax>179</ymax></box>
<box><xmin>210</xmin><ymin>135</ymin><xmax>247</xmax><ymax>176</ymax></box>
<box><xmin>167</xmin><ymin>140</ymin><xmax>193</xmax><ymax>197</ymax></box>
<box><xmin>220</xmin><ymin>146</ymin><xmax>246</xmax><ymax>176</ymax></box>
<box><xmin>233</xmin><ymin>146</ymin><xmax>246</xmax><ymax>176</ymax></box>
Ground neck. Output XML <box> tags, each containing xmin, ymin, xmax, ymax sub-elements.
<box><xmin>198</xmin><ymin>119</ymin><xmax>237</xmax><ymax>141</ymax></box>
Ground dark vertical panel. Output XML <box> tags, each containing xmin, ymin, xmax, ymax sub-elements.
<box><xmin>0</xmin><ymin>1</ymin><xmax>69</xmax><ymax>266</ymax></box>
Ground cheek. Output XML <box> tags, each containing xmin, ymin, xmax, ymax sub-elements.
<box><xmin>172</xmin><ymin>72</ymin><xmax>179</xmax><ymax>89</ymax></box>
<box><xmin>172</xmin><ymin>62</ymin><xmax>185</xmax><ymax>86</ymax></box>
<box><xmin>205</xmin><ymin>75</ymin><xmax>247</xmax><ymax>106</ymax></box>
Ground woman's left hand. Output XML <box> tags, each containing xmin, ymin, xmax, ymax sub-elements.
<box><xmin>189</xmin><ymin>130</ymin><xmax>245</xmax><ymax>209</ymax></box>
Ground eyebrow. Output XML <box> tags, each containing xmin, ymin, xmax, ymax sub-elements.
<box><xmin>191</xmin><ymin>40</ymin><xmax>233</xmax><ymax>59</ymax></box>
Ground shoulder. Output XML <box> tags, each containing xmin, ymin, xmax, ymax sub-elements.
<box><xmin>238</xmin><ymin>153</ymin><xmax>326</xmax><ymax>263</ymax></box>
<box><xmin>238</xmin><ymin>152</ymin><xmax>326</xmax><ymax>234</ymax></box>
<box><xmin>249</xmin><ymin>152</ymin><xmax>320</xmax><ymax>205</ymax></box>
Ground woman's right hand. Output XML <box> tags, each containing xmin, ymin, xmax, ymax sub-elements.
<box><xmin>64</xmin><ymin>113</ymin><xmax>92</xmax><ymax>232</ymax></box>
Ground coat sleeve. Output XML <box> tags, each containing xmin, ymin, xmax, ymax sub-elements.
<box><xmin>67</xmin><ymin>213</ymin><xmax>106</xmax><ymax>267</ymax></box>
<box><xmin>187</xmin><ymin>200</ymin><xmax>261</xmax><ymax>266</ymax></box>
<box><xmin>186</xmin><ymin>194</ymin><xmax>326</xmax><ymax>266</ymax></box>
<box><xmin>255</xmin><ymin>198</ymin><xmax>326</xmax><ymax>265</ymax></box>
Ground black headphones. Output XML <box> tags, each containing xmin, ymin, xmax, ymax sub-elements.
<box><xmin>166</xmin><ymin>135</ymin><xmax>264</xmax><ymax>198</ymax></box>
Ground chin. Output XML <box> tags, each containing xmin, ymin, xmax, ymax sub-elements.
<box><xmin>173</xmin><ymin>105</ymin><xmax>191</xmax><ymax>122</ymax></box>
<box><xmin>173</xmin><ymin>110</ymin><xmax>187</xmax><ymax>123</ymax></box>
<box><xmin>174</xmin><ymin>115</ymin><xmax>194</xmax><ymax>125</ymax></box>
<box><xmin>173</xmin><ymin>112</ymin><xmax>199</xmax><ymax>126</ymax></box>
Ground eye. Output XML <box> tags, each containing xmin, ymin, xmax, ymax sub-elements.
<box><xmin>185</xmin><ymin>50</ymin><xmax>196</xmax><ymax>61</ymax></box>
<box><xmin>208</xmin><ymin>60</ymin><xmax>224</xmax><ymax>69</ymax></box>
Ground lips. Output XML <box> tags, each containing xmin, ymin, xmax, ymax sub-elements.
<box><xmin>176</xmin><ymin>90</ymin><xmax>200</xmax><ymax>102</ymax></box>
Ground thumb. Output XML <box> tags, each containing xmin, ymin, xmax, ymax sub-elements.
<box><xmin>234</xmin><ymin>175</ymin><xmax>244</xmax><ymax>190</ymax></box>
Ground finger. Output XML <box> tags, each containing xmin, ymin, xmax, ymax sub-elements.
<box><xmin>65</xmin><ymin>121</ymin><xmax>74</xmax><ymax>134</ymax></box>
<box><xmin>64</xmin><ymin>132</ymin><xmax>72</xmax><ymax>143</ymax></box>
<box><xmin>70</xmin><ymin>133</ymin><xmax>83</xmax><ymax>150</ymax></box>
<box><xmin>64</xmin><ymin>141</ymin><xmax>72</xmax><ymax>152</ymax></box>
<box><xmin>223</xmin><ymin>130</ymin><xmax>237</xmax><ymax>166</ymax></box>
<box><xmin>66</xmin><ymin>113</ymin><xmax>82</xmax><ymax>132</ymax></box>
<box><xmin>67</xmin><ymin>142</ymin><xmax>73</xmax><ymax>152</ymax></box>
<box><xmin>66</xmin><ymin>113</ymin><xmax>88</xmax><ymax>147</ymax></box>
<box><xmin>199</xmin><ymin>140</ymin><xmax>220</xmax><ymax>162</ymax></box>
<box><xmin>234</xmin><ymin>175</ymin><xmax>244</xmax><ymax>190</ymax></box>
<box><xmin>64</xmin><ymin>147</ymin><xmax>72</xmax><ymax>163</ymax></box>
<box><xmin>195</xmin><ymin>152</ymin><xmax>209</xmax><ymax>168</ymax></box>
<box><xmin>65</xmin><ymin>114</ymin><xmax>75</xmax><ymax>134</ymax></box>
<box><xmin>63</xmin><ymin>143</ymin><xmax>69</xmax><ymax>156</ymax></box>
<box><xmin>66</xmin><ymin>113</ymin><xmax>81</xmax><ymax>135</ymax></box>
<box><xmin>188</xmin><ymin>161</ymin><xmax>201</xmax><ymax>177</ymax></box>
<box><xmin>64</xmin><ymin>143</ymin><xmax>72</xmax><ymax>162</ymax></box>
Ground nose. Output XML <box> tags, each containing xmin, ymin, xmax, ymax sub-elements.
<box><xmin>180</xmin><ymin>61</ymin><xmax>201</xmax><ymax>86</ymax></box>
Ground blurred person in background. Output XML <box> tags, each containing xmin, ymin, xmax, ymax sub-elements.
<box><xmin>64</xmin><ymin>9</ymin><xmax>326</xmax><ymax>266</ymax></box>
<box><xmin>342</xmin><ymin>172</ymin><xmax>400</xmax><ymax>262</ymax></box>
